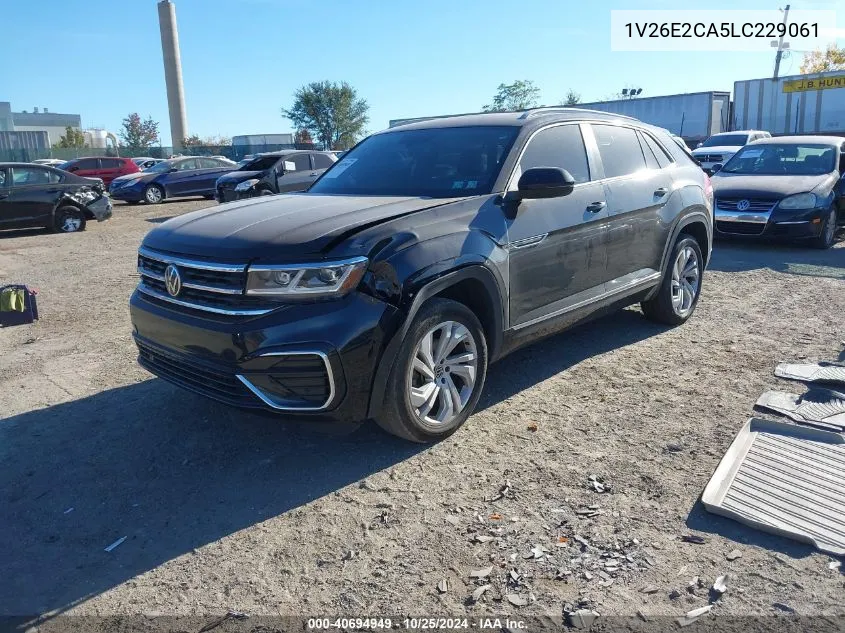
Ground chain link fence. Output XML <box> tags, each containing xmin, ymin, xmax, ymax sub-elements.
<box><xmin>0</xmin><ymin>144</ymin><xmax>320</xmax><ymax>163</ymax></box>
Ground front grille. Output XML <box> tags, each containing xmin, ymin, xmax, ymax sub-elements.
<box><xmin>715</xmin><ymin>197</ymin><xmax>777</xmax><ymax>212</ymax></box>
<box><xmin>136</xmin><ymin>338</ymin><xmax>258</xmax><ymax>408</ymax></box>
<box><xmin>716</xmin><ymin>220</ymin><xmax>766</xmax><ymax>235</ymax></box>
<box><xmin>137</xmin><ymin>247</ymin><xmax>281</xmax><ymax>316</ymax></box>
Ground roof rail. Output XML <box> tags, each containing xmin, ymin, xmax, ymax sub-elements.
<box><xmin>518</xmin><ymin>106</ymin><xmax>638</xmax><ymax>121</ymax></box>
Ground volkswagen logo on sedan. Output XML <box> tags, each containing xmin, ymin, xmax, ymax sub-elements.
<box><xmin>736</xmin><ymin>199</ymin><xmax>751</xmax><ymax>211</ymax></box>
<box><xmin>164</xmin><ymin>264</ymin><xmax>182</xmax><ymax>297</ymax></box>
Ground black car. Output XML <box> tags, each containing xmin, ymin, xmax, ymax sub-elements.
<box><xmin>712</xmin><ymin>135</ymin><xmax>845</xmax><ymax>249</ymax></box>
<box><xmin>214</xmin><ymin>150</ymin><xmax>337</xmax><ymax>203</ymax></box>
<box><xmin>0</xmin><ymin>163</ymin><xmax>112</xmax><ymax>233</ymax></box>
<box><xmin>130</xmin><ymin>109</ymin><xmax>712</xmax><ymax>442</ymax></box>
<box><xmin>109</xmin><ymin>157</ymin><xmax>236</xmax><ymax>204</ymax></box>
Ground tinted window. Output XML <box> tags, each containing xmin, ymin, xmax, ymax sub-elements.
<box><xmin>722</xmin><ymin>143</ymin><xmax>836</xmax><ymax>175</ymax></box>
<box><xmin>518</xmin><ymin>124</ymin><xmax>590</xmax><ymax>184</ymax></box>
<box><xmin>641</xmin><ymin>132</ymin><xmax>673</xmax><ymax>168</ymax></box>
<box><xmin>312</xmin><ymin>153</ymin><xmax>336</xmax><ymax>169</ymax></box>
<box><xmin>100</xmin><ymin>158</ymin><xmax>121</xmax><ymax>169</ymax></box>
<box><xmin>310</xmin><ymin>126</ymin><xmax>519</xmax><ymax>198</ymax></box>
<box><xmin>592</xmin><ymin>125</ymin><xmax>646</xmax><ymax>179</ymax></box>
<box><xmin>11</xmin><ymin>167</ymin><xmax>60</xmax><ymax>186</ymax></box>
<box><xmin>241</xmin><ymin>156</ymin><xmax>280</xmax><ymax>171</ymax></box>
<box><xmin>638</xmin><ymin>132</ymin><xmax>660</xmax><ymax>170</ymax></box>
<box><xmin>285</xmin><ymin>154</ymin><xmax>310</xmax><ymax>171</ymax></box>
<box><xmin>74</xmin><ymin>158</ymin><xmax>99</xmax><ymax>170</ymax></box>
<box><xmin>700</xmin><ymin>134</ymin><xmax>749</xmax><ymax>148</ymax></box>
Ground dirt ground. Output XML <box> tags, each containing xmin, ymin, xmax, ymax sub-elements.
<box><xmin>1</xmin><ymin>198</ymin><xmax>844</xmax><ymax>630</ymax></box>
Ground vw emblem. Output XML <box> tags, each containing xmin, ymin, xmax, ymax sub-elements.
<box><xmin>736</xmin><ymin>199</ymin><xmax>751</xmax><ymax>211</ymax></box>
<box><xmin>164</xmin><ymin>264</ymin><xmax>182</xmax><ymax>297</ymax></box>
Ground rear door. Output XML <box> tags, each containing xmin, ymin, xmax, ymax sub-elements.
<box><xmin>194</xmin><ymin>158</ymin><xmax>234</xmax><ymax>193</ymax></box>
<box><xmin>589</xmin><ymin>124</ymin><xmax>673</xmax><ymax>291</ymax></box>
<box><xmin>275</xmin><ymin>153</ymin><xmax>315</xmax><ymax>192</ymax></box>
<box><xmin>99</xmin><ymin>158</ymin><xmax>123</xmax><ymax>185</ymax></box>
<box><xmin>0</xmin><ymin>167</ymin><xmax>14</xmax><ymax>225</ymax></box>
<box><xmin>65</xmin><ymin>158</ymin><xmax>100</xmax><ymax>180</ymax></box>
<box><xmin>506</xmin><ymin>123</ymin><xmax>609</xmax><ymax>327</ymax></box>
<box><xmin>6</xmin><ymin>166</ymin><xmax>62</xmax><ymax>226</ymax></box>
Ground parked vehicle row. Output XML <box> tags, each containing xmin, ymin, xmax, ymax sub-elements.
<box><xmin>692</xmin><ymin>130</ymin><xmax>772</xmax><ymax>175</ymax></box>
<box><xmin>109</xmin><ymin>156</ymin><xmax>236</xmax><ymax>204</ymax></box>
<box><xmin>129</xmin><ymin>108</ymin><xmax>715</xmax><ymax>442</ymax></box>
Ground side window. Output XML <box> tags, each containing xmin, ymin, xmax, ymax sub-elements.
<box><xmin>518</xmin><ymin>124</ymin><xmax>590</xmax><ymax>184</ymax></box>
<box><xmin>11</xmin><ymin>167</ymin><xmax>53</xmax><ymax>186</ymax></box>
<box><xmin>196</xmin><ymin>158</ymin><xmax>219</xmax><ymax>169</ymax></box>
<box><xmin>100</xmin><ymin>158</ymin><xmax>121</xmax><ymax>169</ymax></box>
<box><xmin>637</xmin><ymin>132</ymin><xmax>660</xmax><ymax>169</ymax></box>
<box><xmin>176</xmin><ymin>159</ymin><xmax>198</xmax><ymax>171</ymax></box>
<box><xmin>642</xmin><ymin>132</ymin><xmax>673</xmax><ymax>168</ymax></box>
<box><xmin>312</xmin><ymin>153</ymin><xmax>335</xmax><ymax>169</ymax></box>
<box><xmin>291</xmin><ymin>154</ymin><xmax>311</xmax><ymax>171</ymax></box>
<box><xmin>592</xmin><ymin>125</ymin><xmax>647</xmax><ymax>179</ymax></box>
<box><xmin>76</xmin><ymin>158</ymin><xmax>99</xmax><ymax>170</ymax></box>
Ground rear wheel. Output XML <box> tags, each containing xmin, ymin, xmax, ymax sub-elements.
<box><xmin>53</xmin><ymin>206</ymin><xmax>86</xmax><ymax>233</ymax></box>
<box><xmin>375</xmin><ymin>298</ymin><xmax>488</xmax><ymax>443</ymax></box>
<box><xmin>144</xmin><ymin>184</ymin><xmax>164</xmax><ymax>204</ymax></box>
<box><xmin>641</xmin><ymin>236</ymin><xmax>703</xmax><ymax>325</ymax></box>
<box><xmin>811</xmin><ymin>208</ymin><xmax>837</xmax><ymax>249</ymax></box>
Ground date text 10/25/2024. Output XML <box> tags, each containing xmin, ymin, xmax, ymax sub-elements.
<box><xmin>307</xmin><ymin>618</ymin><xmax>527</xmax><ymax>630</ymax></box>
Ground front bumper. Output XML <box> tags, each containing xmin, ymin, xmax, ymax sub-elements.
<box><xmin>129</xmin><ymin>288</ymin><xmax>399</xmax><ymax>422</ymax></box>
<box><xmin>215</xmin><ymin>186</ymin><xmax>255</xmax><ymax>203</ymax></box>
<box><xmin>109</xmin><ymin>183</ymin><xmax>145</xmax><ymax>201</ymax></box>
<box><xmin>86</xmin><ymin>195</ymin><xmax>113</xmax><ymax>221</ymax></box>
<box><xmin>714</xmin><ymin>205</ymin><xmax>830</xmax><ymax>240</ymax></box>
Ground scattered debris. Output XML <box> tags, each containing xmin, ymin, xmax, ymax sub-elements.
<box><xmin>470</xmin><ymin>566</ymin><xmax>494</xmax><ymax>579</ymax></box>
<box><xmin>342</xmin><ymin>550</ymin><xmax>356</xmax><ymax>561</ymax></box>
<box><xmin>470</xmin><ymin>584</ymin><xmax>491</xmax><ymax>603</ymax></box>
<box><xmin>681</xmin><ymin>535</ymin><xmax>707</xmax><ymax>545</ymax></box>
<box><xmin>588</xmin><ymin>474</ymin><xmax>609</xmax><ymax>493</ymax></box>
<box><xmin>103</xmin><ymin>536</ymin><xmax>126</xmax><ymax>552</ymax></box>
<box><xmin>444</xmin><ymin>515</ymin><xmax>461</xmax><ymax>527</ymax></box>
<box><xmin>509</xmin><ymin>569</ymin><xmax>521</xmax><ymax>584</ymax></box>
<box><xmin>669</xmin><ymin>590</ymin><xmax>682</xmax><ymax>600</ymax></box>
<box><xmin>556</xmin><ymin>568</ymin><xmax>572</xmax><ymax>579</ymax></box>
<box><xmin>485</xmin><ymin>480</ymin><xmax>513</xmax><ymax>502</ymax></box>
<box><xmin>557</xmin><ymin>536</ymin><xmax>569</xmax><ymax>544</ymax></box>
<box><xmin>474</xmin><ymin>535</ymin><xmax>495</xmax><ymax>543</ymax></box>
<box><xmin>773</xmin><ymin>602</ymin><xmax>796</xmax><ymax>614</ymax></box>
<box><xmin>726</xmin><ymin>549</ymin><xmax>743</xmax><ymax>561</ymax></box>
<box><xmin>687</xmin><ymin>577</ymin><xmax>700</xmax><ymax>593</ymax></box>
<box><xmin>574</xmin><ymin>535</ymin><xmax>590</xmax><ymax>548</ymax></box>
<box><xmin>527</xmin><ymin>544</ymin><xmax>549</xmax><ymax>559</ymax></box>
<box><xmin>565</xmin><ymin>609</ymin><xmax>599</xmax><ymax>630</ymax></box>
<box><xmin>665</xmin><ymin>443</ymin><xmax>684</xmax><ymax>453</ymax></box>
<box><xmin>506</xmin><ymin>594</ymin><xmax>529</xmax><ymax>607</ymax></box>
<box><xmin>583</xmin><ymin>571</ymin><xmax>593</xmax><ymax>581</ymax></box>
<box><xmin>489</xmin><ymin>513</ymin><xmax>503</xmax><ymax>521</ymax></box>
<box><xmin>527</xmin><ymin>422</ymin><xmax>538</xmax><ymax>432</ymax></box>
<box><xmin>677</xmin><ymin>605</ymin><xmax>712</xmax><ymax>627</ymax></box>
<box><xmin>641</xmin><ymin>585</ymin><xmax>659</xmax><ymax>594</ymax></box>
<box><xmin>636</xmin><ymin>610</ymin><xmax>649</xmax><ymax>622</ymax></box>
<box><xmin>63</xmin><ymin>507</ymin><xmax>74</xmax><ymax>514</ymax></box>
<box><xmin>437</xmin><ymin>579</ymin><xmax>448</xmax><ymax>594</ymax></box>
<box><xmin>198</xmin><ymin>611</ymin><xmax>249</xmax><ymax>633</ymax></box>
<box><xmin>712</xmin><ymin>575</ymin><xmax>727</xmax><ymax>596</ymax></box>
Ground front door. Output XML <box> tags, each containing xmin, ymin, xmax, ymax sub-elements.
<box><xmin>166</xmin><ymin>159</ymin><xmax>201</xmax><ymax>195</ymax></box>
<box><xmin>0</xmin><ymin>167</ymin><xmax>13</xmax><ymax>225</ymax></box>
<box><xmin>275</xmin><ymin>153</ymin><xmax>316</xmax><ymax>192</ymax></box>
<box><xmin>193</xmin><ymin>158</ymin><xmax>233</xmax><ymax>194</ymax></box>
<box><xmin>506</xmin><ymin>123</ymin><xmax>609</xmax><ymax>328</ymax></box>
<box><xmin>6</xmin><ymin>166</ymin><xmax>60</xmax><ymax>226</ymax></box>
<box><xmin>589</xmin><ymin>124</ymin><xmax>673</xmax><ymax>291</ymax></box>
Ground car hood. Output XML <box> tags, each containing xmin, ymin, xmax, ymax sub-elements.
<box><xmin>692</xmin><ymin>145</ymin><xmax>741</xmax><ymax>157</ymax></box>
<box><xmin>113</xmin><ymin>172</ymin><xmax>153</xmax><ymax>184</ymax></box>
<box><xmin>216</xmin><ymin>170</ymin><xmax>262</xmax><ymax>183</ymax></box>
<box><xmin>142</xmin><ymin>193</ymin><xmax>468</xmax><ymax>260</ymax></box>
<box><xmin>711</xmin><ymin>172</ymin><xmax>835</xmax><ymax>198</ymax></box>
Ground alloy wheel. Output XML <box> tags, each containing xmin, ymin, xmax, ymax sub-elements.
<box><xmin>407</xmin><ymin>320</ymin><xmax>478</xmax><ymax>427</ymax></box>
<box><xmin>61</xmin><ymin>215</ymin><xmax>82</xmax><ymax>232</ymax></box>
<box><xmin>146</xmin><ymin>186</ymin><xmax>163</xmax><ymax>203</ymax></box>
<box><xmin>670</xmin><ymin>245</ymin><xmax>700</xmax><ymax>317</ymax></box>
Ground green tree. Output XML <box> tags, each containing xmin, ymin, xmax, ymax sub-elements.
<box><xmin>482</xmin><ymin>80</ymin><xmax>541</xmax><ymax>112</ymax></box>
<box><xmin>294</xmin><ymin>128</ymin><xmax>313</xmax><ymax>146</ymax></box>
<box><xmin>282</xmin><ymin>81</ymin><xmax>369</xmax><ymax>150</ymax></box>
<box><xmin>182</xmin><ymin>134</ymin><xmax>203</xmax><ymax>147</ymax></box>
<box><xmin>54</xmin><ymin>126</ymin><xmax>87</xmax><ymax>149</ymax></box>
<box><xmin>800</xmin><ymin>44</ymin><xmax>845</xmax><ymax>73</ymax></box>
<box><xmin>561</xmin><ymin>90</ymin><xmax>582</xmax><ymax>106</ymax></box>
<box><xmin>119</xmin><ymin>113</ymin><xmax>160</xmax><ymax>149</ymax></box>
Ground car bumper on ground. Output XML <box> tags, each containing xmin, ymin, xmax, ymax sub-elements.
<box><xmin>129</xmin><ymin>289</ymin><xmax>399</xmax><ymax>422</ymax></box>
<box><xmin>714</xmin><ymin>206</ymin><xmax>830</xmax><ymax>240</ymax></box>
<box><xmin>86</xmin><ymin>195</ymin><xmax>113</xmax><ymax>221</ymax></box>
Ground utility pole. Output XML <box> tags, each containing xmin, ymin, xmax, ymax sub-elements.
<box><xmin>772</xmin><ymin>4</ymin><xmax>791</xmax><ymax>80</ymax></box>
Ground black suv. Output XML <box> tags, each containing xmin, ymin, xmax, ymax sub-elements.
<box><xmin>131</xmin><ymin>109</ymin><xmax>713</xmax><ymax>442</ymax></box>
<box><xmin>215</xmin><ymin>150</ymin><xmax>337</xmax><ymax>202</ymax></box>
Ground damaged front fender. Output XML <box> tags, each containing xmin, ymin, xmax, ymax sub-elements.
<box><xmin>62</xmin><ymin>187</ymin><xmax>113</xmax><ymax>222</ymax></box>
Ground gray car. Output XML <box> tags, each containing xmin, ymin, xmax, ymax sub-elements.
<box><xmin>214</xmin><ymin>150</ymin><xmax>337</xmax><ymax>203</ymax></box>
<box><xmin>711</xmin><ymin>135</ymin><xmax>845</xmax><ymax>248</ymax></box>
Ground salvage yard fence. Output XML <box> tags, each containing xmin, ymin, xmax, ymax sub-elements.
<box><xmin>0</xmin><ymin>144</ymin><xmax>320</xmax><ymax>164</ymax></box>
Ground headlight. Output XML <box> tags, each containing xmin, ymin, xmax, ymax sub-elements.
<box><xmin>235</xmin><ymin>179</ymin><xmax>260</xmax><ymax>192</ymax></box>
<box><xmin>777</xmin><ymin>193</ymin><xmax>817</xmax><ymax>210</ymax></box>
<box><xmin>246</xmin><ymin>257</ymin><xmax>368</xmax><ymax>298</ymax></box>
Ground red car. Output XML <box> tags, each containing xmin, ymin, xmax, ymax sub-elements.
<box><xmin>59</xmin><ymin>157</ymin><xmax>140</xmax><ymax>186</ymax></box>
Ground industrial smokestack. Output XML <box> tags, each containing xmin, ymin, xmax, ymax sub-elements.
<box><xmin>157</xmin><ymin>0</ymin><xmax>188</xmax><ymax>151</ymax></box>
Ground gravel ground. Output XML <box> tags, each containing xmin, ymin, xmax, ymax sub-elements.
<box><xmin>1</xmin><ymin>198</ymin><xmax>844</xmax><ymax>630</ymax></box>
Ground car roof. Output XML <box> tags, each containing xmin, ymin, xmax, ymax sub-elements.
<box><xmin>713</xmin><ymin>130</ymin><xmax>766</xmax><ymax>135</ymax></box>
<box><xmin>380</xmin><ymin>108</ymin><xmax>639</xmax><ymax>133</ymax></box>
<box><xmin>750</xmin><ymin>135</ymin><xmax>845</xmax><ymax>148</ymax></box>
<box><xmin>0</xmin><ymin>162</ymin><xmax>63</xmax><ymax>169</ymax></box>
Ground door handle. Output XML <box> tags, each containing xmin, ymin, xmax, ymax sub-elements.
<box><xmin>586</xmin><ymin>201</ymin><xmax>606</xmax><ymax>213</ymax></box>
<box><xmin>654</xmin><ymin>187</ymin><xmax>669</xmax><ymax>197</ymax></box>
<box><xmin>309</xmin><ymin>172</ymin><xmax>318</xmax><ymax>177</ymax></box>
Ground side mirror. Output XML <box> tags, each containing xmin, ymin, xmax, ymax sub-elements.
<box><xmin>711</xmin><ymin>163</ymin><xmax>723</xmax><ymax>173</ymax></box>
<box><xmin>696</xmin><ymin>142</ymin><xmax>703</xmax><ymax>149</ymax></box>
<box><xmin>516</xmin><ymin>167</ymin><xmax>576</xmax><ymax>199</ymax></box>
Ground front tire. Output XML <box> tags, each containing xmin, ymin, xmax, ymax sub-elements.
<box><xmin>374</xmin><ymin>298</ymin><xmax>488</xmax><ymax>443</ymax></box>
<box><xmin>811</xmin><ymin>208</ymin><xmax>837</xmax><ymax>249</ymax></box>
<box><xmin>53</xmin><ymin>206</ymin><xmax>86</xmax><ymax>233</ymax></box>
<box><xmin>641</xmin><ymin>235</ymin><xmax>703</xmax><ymax>325</ymax></box>
<box><xmin>144</xmin><ymin>184</ymin><xmax>164</xmax><ymax>204</ymax></box>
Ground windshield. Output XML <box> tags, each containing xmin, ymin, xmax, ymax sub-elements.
<box><xmin>241</xmin><ymin>156</ymin><xmax>279</xmax><ymax>171</ymax></box>
<box><xmin>721</xmin><ymin>143</ymin><xmax>836</xmax><ymax>176</ymax></box>
<box><xmin>145</xmin><ymin>160</ymin><xmax>174</xmax><ymax>173</ymax></box>
<box><xmin>308</xmin><ymin>126</ymin><xmax>520</xmax><ymax>198</ymax></box>
<box><xmin>700</xmin><ymin>134</ymin><xmax>749</xmax><ymax>148</ymax></box>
